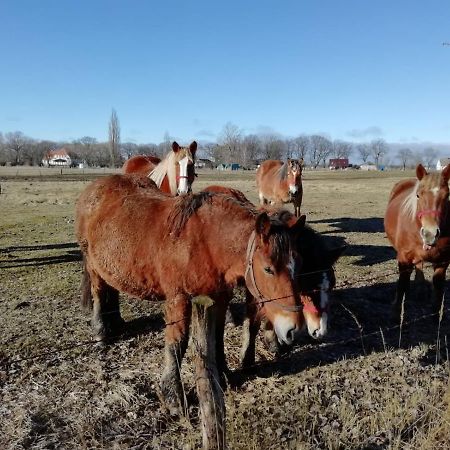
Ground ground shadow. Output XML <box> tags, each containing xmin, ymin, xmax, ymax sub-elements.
<box><xmin>231</xmin><ymin>280</ymin><xmax>450</xmax><ymax>384</ymax></box>
<box><xmin>343</xmin><ymin>244</ymin><xmax>396</xmax><ymax>266</ymax></box>
<box><xmin>0</xmin><ymin>242</ymin><xmax>79</xmax><ymax>253</ymax></box>
<box><xmin>0</xmin><ymin>250</ymin><xmax>82</xmax><ymax>268</ymax></box>
<box><xmin>309</xmin><ymin>217</ymin><xmax>385</xmax><ymax>233</ymax></box>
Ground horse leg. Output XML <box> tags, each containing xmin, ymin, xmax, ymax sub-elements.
<box><xmin>392</xmin><ymin>261</ymin><xmax>413</xmax><ymax>320</ymax></box>
<box><xmin>88</xmin><ymin>269</ymin><xmax>124</xmax><ymax>342</ymax></box>
<box><xmin>294</xmin><ymin>187</ymin><xmax>303</xmax><ymax>217</ymax></box>
<box><xmin>160</xmin><ymin>294</ymin><xmax>191</xmax><ymax>415</ymax></box>
<box><xmin>240</xmin><ymin>291</ymin><xmax>261</xmax><ymax>369</ymax></box>
<box><xmin>209</xmin><ymin>292</ymin><xmax>231</xmax><ymax>387</ymax></box>
<box><xmin>432</xmin><ymin>264</ymin><xmax>448</xmax><ymax>320</ymax></box>
<box><xmin>414</xmin><ymin>262</ymin><xmax>429</xmax><ymax>302</ymax></box>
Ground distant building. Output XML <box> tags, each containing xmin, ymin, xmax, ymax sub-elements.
<box><xmin>195</xmin><ymin>158</ymin><xmax>215</xmax><ymax>169</ymax></box>
<box><xmin>42</xmin><ymin>148</ymin><xmax>72</xmax><ymax>167</ymax></box>
<box><xmin>329</xmin><ymin>158</ymin><xmax>349</xmax><ymax>170</ymax></box>
<box><xmin>216</xmin><ymin>163</ymin><xmax>240</xmax><ymax>171</ymax></box>
<box><xmin>360</xmin><ymin>163</ymin><xmax>377</xmax><ymax>171</ymax></box>
<box><xmin>436</xmin><ymin>158</ymin><xmax>450</xmax><ymax>171</ymax></box>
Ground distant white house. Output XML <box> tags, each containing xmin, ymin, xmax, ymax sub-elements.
<box><xmin>436</xmin><ymin>158</ymin><xmax>450</xmax><ymax>171</ymax></box>
<box><xmin>42</xmin><ymin>148</ymin><xmax>72</xmax><ymax>167</ymax></box>
<box><xmin>360</xmin><ymin>163</ymin><xmax>377</xmax><ymax>171</ymax></box>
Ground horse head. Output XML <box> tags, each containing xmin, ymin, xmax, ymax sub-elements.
<box><xmin>414</xmin><ymin>164</ymin><xmax>450</xmax><ymax>250</ymax></box>
<box><xmin>287</xmin><ymin>159</ymin><xmax>302</xmax><ymax>195</ymax></box>
<box><xmin>298</xmin><ymin>245</ymin><xmax>345</xmax><ymax>339</ymax></box>
<box><xmin>245</xmin><ymin>212</ymin><xmax>305</xmax><ymax>345</ymax></box>
<box><xmin>172</xmin><ymin>141</ymin><xmax>197</xmax><ymax>195</ymax></box>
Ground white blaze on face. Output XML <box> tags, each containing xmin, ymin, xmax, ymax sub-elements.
<box><xmin>289</xmin><ymin>184</ymin><xmax>298</xmax><ymax>194</ymax></box>
<box><xmin>318</xmin><ymin>272</ymin><xmax>330</xmax><ymax>337</ymax></box>
<box><xmin>287</xmin><ymin>255</ymin><xmax>296</xmax><ymax>279</ymax></box>
<box><xmin>431</xmin><ymin>187</ymin><xmax>439</xmax><ymax>196</ymax></box>
<box><xmin>177</xmin><ymin>156</ymin><xmax>190</xmax><ymax>194</ymax></box>
<box><xmin>273</xmin><ymin>315</ymin><xmax>296</xmax><ymax>345</ymax></box>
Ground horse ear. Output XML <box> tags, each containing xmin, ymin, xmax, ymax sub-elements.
<box><xmin>327</xmin><ymin>245</ymin><xmax>346</xmax><ymax>265</ymax></box>
<box><xmin>289</xmin><ymin>214</ymin><xmax>306</xmax><ymax>231</ymax></box>
<box><xmin>172</xmin><ymin>141</ymin><xmax>180</xmax><ymax>152</ymax></box>
<box><xmin>255</xmin><ymin>212</ymin><xmax>271</xmax><ymax>241</ymax></box>
<box><xmin>441</xmin><ymin>164</ymin><xmax>450</xmax><ymax>185</ymax></box>
<box><xmin>416</xmin><ymin>164</ymin><xmax>427</xmax><ymax>180</ymax></box>
<box><xmin>190</xmin><ymin>141</ymin><xmax>197</xmax><ymax>156</ymax></box>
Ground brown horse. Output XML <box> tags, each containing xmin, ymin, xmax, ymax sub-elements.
<box><xmin>122</xmin><ymin>141</ymin><xmax>197</xmax><ymax>195</ymax></box>
<box><xmin>256</xmin><ymin>159</ymin><xmax>303</xmax><ymax>216</ymax></box>
<box><xmin>384</xmin><ymin>164</ymin><xmax>450</xmax><ymax>316</ymax></box>
<box><xmin>202</xmin><ymin>185</ymin><xmax>344</xmax><ymax>367</ymax></box>
<box><xmin>76</xmin><ymin>175</ymin><xmax>304</xmax><ymax>412</ymax></box>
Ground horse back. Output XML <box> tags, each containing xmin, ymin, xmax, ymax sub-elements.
<box><xmin>256</xmin><ymin>160</ymin><xmax>285</xmax><ymax>198</ymax></box>
<box><xmin>123</xmin><ymin>155</ymin><xmax>161</xmax><ymax>175</ymax></box>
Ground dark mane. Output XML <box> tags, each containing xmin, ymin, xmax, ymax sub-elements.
<box><xmin>266</xmin><ymin>217</ymin><xmax>292</xmax><ymax>270</ymax></box>
<box><xmin>167</xmin><ymin>191</ymin><xmax>214</xmax><ymax>236</ymax></box>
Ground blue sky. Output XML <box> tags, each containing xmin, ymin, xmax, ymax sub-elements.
<box><xmin>1</xmin><ymin>0</ymin><xmax>449</xmax><ymax>145</ymax></box>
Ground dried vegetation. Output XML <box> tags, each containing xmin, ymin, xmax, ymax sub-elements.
<box><xmin>0</xmin><ymin>167</ymin><xmax>449</xmax><ymax>449</ymax></box>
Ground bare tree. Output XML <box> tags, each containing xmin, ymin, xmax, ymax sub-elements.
<box><xmin>356</xmin><ymin>143</ymin><xmax>371</xmax><ymax>164</ymax></box>
<box><xmin>396</xmin><ymin>148</ymin><xmax>413</xmax><ymax>170</ymax></box>
<box><xmin>259</xmin><ymin>133</ymin><xmax>285</xmax><ymax>160</ymax></box>
<box><xmin>4</xmin><ymin>131</ymin><xmax>31</xmax><ymax>165</ymax></box>
<box><xmin>218</xmin><ymin>122</ymin><xmax>242</xmax><ymax>163</ymax></box>
<box><xmin>423</xmin><ymin>147</ymin><xmax>438</xmax><ymax>170</ymax></box>
<box><xmin>289</xmin><ymin>135</ymin><xmax>310</xmax><ymax>162</ymax></box>
<box><xmin>241</xmin><ymin>134</ymin><xmax>261</xmax><ymax>167</ymax></box>
<box><xmin>332</xmin><ymin>140</ymin><xmax>353</xmax><ymax>159</ymax></box>
<box><xmin>309</xmin><ymin>135</ymin><xmax>332</xmax><ymax>168</ymax></box>
<box><xmin>108</xmin><ymin>109</ymin><xmax>121</xmax><ymax>167</ymax></box>
<box><xmin>369</xmin><ymin>139</ymin><xmax>388</xmax><ymax>167</ymax></box>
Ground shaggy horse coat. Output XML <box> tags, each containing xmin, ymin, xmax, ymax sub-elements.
<box><xmin>202</xmin><ymin>185</ymin><xmax>344</xmax><ymax>367</ymax></box>
<box><xmin>122</xmin><ymin>141</ymin><xmax>197</xmax><ymax>195</ymax></box>
<box><xmin>384</xmin><ymin>164</ymin><xmax>450</xmax><ymax>316</ymax></box>
<box><xmin>76</xmin><ymin>175</ymin><xmax>304</xmax><ymax>412</ymax></box>
<box><xmin>256</xmin><ymin>159</ymin><xmax>303</xmax><ymax>216</ymax></box>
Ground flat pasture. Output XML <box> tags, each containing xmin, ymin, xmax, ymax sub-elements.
<box><xmin>1</xmin><ymin>167</ymin><xmax>449</xmax><ymax>449</ymax></box>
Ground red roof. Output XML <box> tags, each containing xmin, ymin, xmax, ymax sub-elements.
<box><xmin>44</xmin><ymin>148</ymin><xmax>70</xmax><ymax>159</ymax></box>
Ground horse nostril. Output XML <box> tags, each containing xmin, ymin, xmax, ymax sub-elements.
<box><xmin>436</xmin><ymin>228</ymin><xmax>440</xmax><ymax>238</ymax></box>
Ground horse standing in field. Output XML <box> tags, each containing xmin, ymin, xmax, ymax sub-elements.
<box><xmin>122</xmin><ymin>141</ymin><xmax>197</xmax><ymax>195</ymax></box>
<box><xmin>76</xmin><ymin>175</ymin><xmax>304</xmax><ymax>413</ymax></box>
<box><xmin>203</xmin><ymin>185</ymin><xmax>345</xmax><ymax>367</ymax></box>
<box><xmin>384</xmin><ymin>164</ymin><xmax>450</xmax><ymax>317</ymax></box>
<box><xmin>256</xmin><ymin>159</ymin><xmax>303</xmax><ymax>216</ymax></box>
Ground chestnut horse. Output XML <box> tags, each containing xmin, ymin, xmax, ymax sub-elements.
<box><xmin>122</xmin><ymin>141</ymin><xmax>197</xmax><ymax>195</ymax></box>
<box><xmin>76</xmin><ymin>175</ymin><xmax>304</xmax><ymax>412</ymax></box>
<box><xmin>384</xmin><ymin>164</ymin><xmax>450</xmax><ymax>316</ymax></box>
<box><xmin>256</xmin><ymin>159</ymin><xmax>303</xmax><ymax>216</ymax></box>
<box><xmin>203</xmin><ymin>185</ymin><xmax>344</xmax><ymax>367</ymax></box>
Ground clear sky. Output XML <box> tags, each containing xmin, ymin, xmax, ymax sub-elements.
<box><xmin>1</xmin><ymin>0</ymin><xmax>449</xmax><ymax>145</ymax></box>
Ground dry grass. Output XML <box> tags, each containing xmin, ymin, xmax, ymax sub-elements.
<box><xmin>1</xmin><ymin>166</ymin><xmax>449</xmax><ymax>449</ymax></box>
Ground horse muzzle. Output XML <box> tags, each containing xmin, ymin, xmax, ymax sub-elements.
<box><xmin>420</xmin><ymin>226</ymin><xmax>440</xmax><ymax>250</ymax></box>
<box><xmin>273</xmin><ymin>316</ymin><xmax>299</xmax><ymax>345</ymax></box>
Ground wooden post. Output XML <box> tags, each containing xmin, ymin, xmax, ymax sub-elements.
<box><xmin>191</xmin><ymin>295</ymin><xmax>226</xmax><ymax>450</ymax></box>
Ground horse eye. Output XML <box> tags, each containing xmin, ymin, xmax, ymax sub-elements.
<box><xmin>416</xmin><ymin>194</ymin><xmax>420</xmax><ymax>198</ymax></box>
<box><xmin>264</xmin><ymin>266</ymin><xmax>274</xmax><ymax>275</ymax></box>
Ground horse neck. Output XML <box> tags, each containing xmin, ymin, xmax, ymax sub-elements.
<box><xmin>203</xmin><ymin>201</ymin><xmax>255</xmax><ymax>281</ymax></box>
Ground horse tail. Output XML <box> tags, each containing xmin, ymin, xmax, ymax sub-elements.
<box><xmin>81</xmin><ymin>255</ymin><xmax>93</xmax><ymax>310</ymax></box>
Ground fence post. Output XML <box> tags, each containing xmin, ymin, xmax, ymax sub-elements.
<box><xmin>191</xmin><ymin>295</ymin><xmax>226</xmax><ymax>450</ymax></box>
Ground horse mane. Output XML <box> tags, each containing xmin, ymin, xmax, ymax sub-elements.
<box><xmin>276</xmin><ymin>161</ymin><xmax>289</xmax><ymax>181</ymax></box>
<box><xmin>167</xmin><ymin>191</ymin><xmax>214</xmax><ymax>236</ymax></box>
<box><xmin>401</xmin><ymin>181</ymin><xmax>419</xmax><ymax>220</ymax></box>
<box><xmin>149</xmin><ymin>151</ymin><xmax>178</xmax><ymax>194</ymax></box>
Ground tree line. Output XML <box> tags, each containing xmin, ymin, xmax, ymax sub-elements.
<box><xmin>0</xmin><ymin>117</ymin><xmax>443</xmax><ymax>169</ymax></box>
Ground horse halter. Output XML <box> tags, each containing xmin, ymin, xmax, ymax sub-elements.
<box><xmin>244</xmin><ymin>231</ymin><xmax>302</xmax><ymax>312</ymax></box>
<box><xmin>417</xmin><ymin>209</ymin><xmax>440</xmax><ymax>220</ymax></box>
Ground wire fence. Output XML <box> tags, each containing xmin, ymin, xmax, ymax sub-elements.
<box><xmin>3</xmin><ymin>251</ymin><xmax>450</xmax><ymax>371</ymax></box>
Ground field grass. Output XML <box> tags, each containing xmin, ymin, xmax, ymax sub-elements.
<box><xmin>1</xmin><ymin>166</ymin><xmax>449</xmax><ymax>449</ymax></box>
